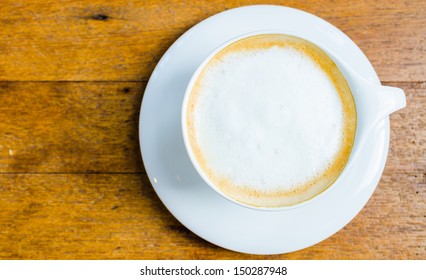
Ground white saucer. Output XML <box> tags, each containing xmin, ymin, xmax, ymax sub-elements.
<box><xmin>139</xmin><ymin>5</ymin><xmax>390</xmax><ymax>255</ymax></box>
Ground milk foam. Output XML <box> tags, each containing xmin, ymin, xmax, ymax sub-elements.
<box><xmin>187</xmin><ymin>35</ymin><xmax>355</xmax><ymax>207</ymax></box>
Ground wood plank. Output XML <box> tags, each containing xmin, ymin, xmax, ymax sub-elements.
<box><xmin>0</xmin><ymin>172</ymin><xmax>423</xmax><ymax>259</ymax></box>
<box><xmin>387</xmin><ymin>82</ymin><xmax>426</xmax><ymax>175</ymax></box>
<box><xmin>0</xmin><ymin>0</ymin><xmax>424</xmax><ymax>82</ymax></box>
<box><xmin>0</xmin><ymin>82</ymin><xmax>145</xmax><ymax>173</ymax></box>
<box><xmin>1</xmin><ymin>81</ymin><xmax>424</xmax><ymax>173</ymax></box>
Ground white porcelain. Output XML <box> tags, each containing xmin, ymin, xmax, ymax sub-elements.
<box><xmin>181</xmin><ymin>30</ymin><xmax>406</xmax><ymax>211</ymax></box>
<box><xmin>139</xmin><ymin>5</ymin><xmax>402</xmax><ymax>254</ymax></box>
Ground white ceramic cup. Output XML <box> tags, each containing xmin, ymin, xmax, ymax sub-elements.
<box><xmin>181</xmin><ymin>30</ymin><xmax>406</xmax><ymax>211</ymax></box>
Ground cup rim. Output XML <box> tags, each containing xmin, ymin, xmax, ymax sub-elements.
<box><xmin>181</xmin><ymin>30</ymin><xmax>356</xmax><ymax>211</ymax></box>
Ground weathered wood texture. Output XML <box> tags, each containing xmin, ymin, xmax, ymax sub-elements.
<box><xmin>0</xmin><ymin>171</ymin><xmax>424</xmax><ymax>259</ymax></box>
<box><xmin>0</xmin><ymin>82</ymin><xmax>145</xmax><ymax>173</ymax></box>
<box><xmin>0</xmin><ymin>81</ymin><xmax>424</xmax><ymax>259</ymax></box>
<box><xmin>0</xmin><ymin>0</ymin><xmax>424</xmax><ymax>259</ymax></box>
<box><xmin>0</xmin><ymin>82</ymin><xmax>423</xmax><ymax>174</ymax></box>
<box><xmin>0</xmin><ymin>0</ymin><xmax>425</xmax><ymax>82</ymax></box>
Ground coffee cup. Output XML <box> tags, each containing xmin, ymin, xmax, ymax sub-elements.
<box><xmin>181</xmin><ymin>31</ymin><xmax>406</xmax><ymax>211</ymax></box>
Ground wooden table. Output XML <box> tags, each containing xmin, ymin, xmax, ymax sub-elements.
<box><xmin>0</xmin><ymin>0</ymin><xmax>424</xmax><ymax>260</ymax></box>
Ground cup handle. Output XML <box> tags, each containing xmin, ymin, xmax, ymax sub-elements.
<box><xmin>353</xmin><ymin>81</ymin><xmax>406</xmax><ymax>134</ymax></box>
<box><xmin>329</xmin><ymin>51</ymin><xmax>406</xmax><ymax>129</ymax></box>
<box><xmin>375</xmin><ymin>85</ymin><xmax>406</xmax><ymax>120</ymax></box>
<box><xmin>327</xmin><ymin>50</ymin><xmax>407</xmax><ymax>167</ymax></box>
<box><xmin>348</xmin><ymin>82</ymin><xmax>406</xmax><ymax>166</ymax></box>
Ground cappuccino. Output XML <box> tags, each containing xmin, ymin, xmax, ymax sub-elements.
<box><xmin>185</xmin><ymin>34</ymin><xmax>356</xmax><ymax>207</ymax></box>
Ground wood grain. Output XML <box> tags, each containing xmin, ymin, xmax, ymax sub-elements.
<box><xmin>0</xmin><ymin>171</ymin><xmax>423</xmax><ymax>259</ymax></box>
<box><xmin>0</xmin><ymin>81</ymin><xmax>424</xmax><ymax>173</ymax></box>
<box><xmin>0</xmin><ymin>0</ymin><xmax>424</xmax><ymax>259</ymax></box>
<box><xmin>0</xmin><ymin>0</ymin><xmax>425</xmax><ymax>82</ymax></box>
<box><xmin>0</xmin><ymin>81</ymin><xmax>424</xmax><ymax>259</ymax></box>
<box><xmin>0</xmin><ymin>82</ymin><xmax>145</xmax><ymax>173</ymax></box>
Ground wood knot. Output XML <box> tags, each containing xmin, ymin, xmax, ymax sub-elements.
<box><xmin>90</xmin><ymin>14</ymin><xmax>109</xmax><ymax>21</ymax></box>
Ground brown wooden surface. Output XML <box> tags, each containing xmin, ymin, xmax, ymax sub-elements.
<box><xmin>0</xmin><ymin>0</ymin><xmax>424</xmax><ymax>259</ymax></box>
